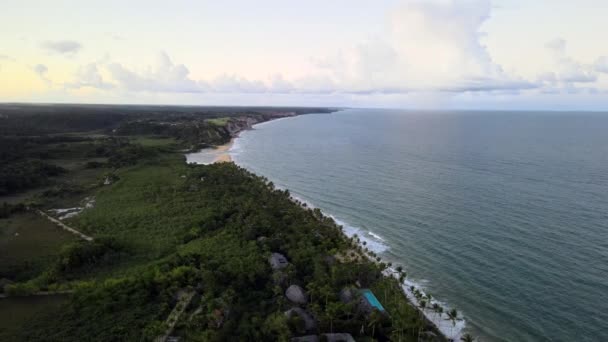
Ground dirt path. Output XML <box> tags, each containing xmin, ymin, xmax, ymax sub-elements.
<box><xmin>36</xmin><ymin>210</ymin><xmax>94</xmax><ymax>242</ymax></box>
<box><xmin>155</xmin><ymin>290</ymin><xmax>195</xmax><ymax>342</ymax></box>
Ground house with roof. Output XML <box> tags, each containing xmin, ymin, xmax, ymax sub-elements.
<box><xmin>268</xmin><ymin>252</ymin><xmax>289</xmax><ymax>270</ymax></box>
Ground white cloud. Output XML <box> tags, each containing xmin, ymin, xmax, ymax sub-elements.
<box><xmin>210</xmin><ymin>74</ymin><xmax>267</xmax><ymax>93</ymax></box>
<box><xmin>105</xmin><ymin>52</ymin><xmax>200</xmax><ymax>93</ymax></box>
<box><xmin>303</xmin><ymin>0</ymin><xmax>534</xmax><ymax>94</ymax></box>
<box><xmin>65</xmin><ymin>63</ymin><xmax>114</xmax><ymax>90</ymax></box>
<box><xmin>41</xmin><ymin>40</ymin><xmax>82</xmax><ymax>55</ymax></box>
<box><xmin>595</xmin><ymin>56</ymin><xmax>608</xmax><ymax>73</ymax></box>
<box><xmin>54</xmin><ymin>2</ymin><xmax>607</xmax><ymax>100</ymax></box>
<box><xmin>539</xmin><ymin>38</ymin><xmax>600</xmax><ymax>90</ymax></box>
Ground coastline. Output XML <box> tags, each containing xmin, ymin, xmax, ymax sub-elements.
<box><xmin>212</xmin><ymin>139</ymin><xmax>234</xmax><ymax>163</ymax></box>
<box><xmin>186</xmin><ymin>112</ymin><xmax>315</xmax><ymax>165</ymax></box>
<box><xmin>191</xmin><ymin>112</ymin><xmax>462</xmax><ymax>341</ymax></box>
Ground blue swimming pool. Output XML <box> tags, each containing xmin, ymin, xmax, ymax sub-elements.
<box><xmin>361</xmin><ymin>289</ymin><xmax>385</xmax><ymax>312</ymax></box>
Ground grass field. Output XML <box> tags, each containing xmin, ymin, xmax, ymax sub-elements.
<box><xmin>0</xmin><ymin>212</ymin><xmax>75</xmax><ymax>281</ymax></box>
<box><xmin>129</xmin><ymin>136</ymin><xmax>178</xmax><ymax>147</ymax></box>
<box><xmin>206</xmin><ymin>117</ymin><xmax>230</xmax><ymax>126</ymax></box>
<box><xmin>0</xmin><ymin>295</ymin><xmax>68</xmax><ymax>340</ymax></box>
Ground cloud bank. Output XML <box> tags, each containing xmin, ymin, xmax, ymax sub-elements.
<box><xmin>57</xmin><ymin>0</ymin><xmax>606</xmax><ymax>101</ymax></box>
<box><xmin>41</xmin><ymin>40</ymin><xmax>82</xmax><ymax>55</ymax></box>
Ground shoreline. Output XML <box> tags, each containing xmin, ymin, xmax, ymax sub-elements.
<box><xmin>212</xmin><ymin>139</ymin><xmax>234</xmax><ymax>163</ymax></box>
<box><xmin>191</xmin><ymin>112</ymin><xmax>463</xmax><ymax>341</ymax></box>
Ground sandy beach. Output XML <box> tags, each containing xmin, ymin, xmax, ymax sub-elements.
<box><xmin>213</xmin><ymin>139</ymin><xmax>233</xmax><ymax>163</ymax></box>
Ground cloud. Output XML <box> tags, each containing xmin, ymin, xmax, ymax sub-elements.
<box><xmin>595</xmin><ymin>56</ymin><xmax>608</xmax><ymax>73</ymax></box>
<box><xmin>58</xmin><ymin>1</ymin><xmax>542</xmax><ymax>97</ymax></box>
<box><xmin>105</xmin><ymin>52</ymin><xmax>200</xmax><ymax>92</ymax></box>
<box><xmin>41</xmin><ymin>40</ymin><xmax>82</xmax><ymax>55</ymax></box>
<box><xmin>33</xmin><ymin>64</ymin><xmax>51</xmax><ymax>85</ymax></box>
<box><xmin>539</xmin><ymin>38</ymin><xmax>599</xmax><ymax>89</ymax></box>
<box><xmin>106</xmin><ymin>33</ymin><xmax>124</xmax><ymax>41</ymax></box>
<box><xmin>0</xmin><ymin>54</ymin><xmax>15</xmax><ymax>61</ymax></box>
<box><xmin>210</xmin><ymin>74</ymin><xmax>267</xmax><ymax>93</ymax></box>
<box><xmin>303</xmin><ymin>0</ymin><xmax>534</xmax><ymax>94</ymax></box>
<box><xmin>65</xmin><ymin>63</ymin><xmax>114</xmax><ymax>90</ymax></box>
<box><xmin>545</xmin><ymin>38</ymin><xmax>566</xmax><ymax>55</ymax></box>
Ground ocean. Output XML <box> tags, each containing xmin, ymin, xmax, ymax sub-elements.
<box><xmin>223</xmin><ymin>108</ymin><xmax>608</xmax><ymax>341</ymax></box>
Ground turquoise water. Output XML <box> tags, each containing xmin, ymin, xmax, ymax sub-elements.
<box><xmin>230</xmin><ymin>109</ymin><xmax>608</xmax><ymax>341</ymax></box>
<box><xmin>361</xmin><ymin>289</ymin><xmax>386</xmax><ymax>312</ymax></box>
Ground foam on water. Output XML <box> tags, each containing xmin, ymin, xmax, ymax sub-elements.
<box><xmin>384</xmin><ymin>268</ymin><xmax>466</xmax><ymax>340</ymax></box>
<box><xmin>218</xmin><ymin>109</ymin><xmax>608</xmax><ymax>341</ymax></box>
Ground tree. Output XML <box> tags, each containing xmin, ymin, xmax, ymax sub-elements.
<box><xmin>461</xmin><ymin>333</ymin><xmax>475</xmax><ymax>342</ymax></box>
<box><xmin>446</xmin><ymin>308</ymin><xmax>460</xmax><ymax>338</ymax></box>
<box><xmin>326</xmin><ymin>302</ymin><xmax>345</xmax><ymax>333</ymax></box>
<box><xmin>367</xmin><ymin>310</ymin><xmax>383</xmax><ymax>338</ymax></box>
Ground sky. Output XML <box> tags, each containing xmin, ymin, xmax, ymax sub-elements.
<box><xmin>1</xmin><ymin>0</ymin><xmax>608</xmax><ymax>110</ymax></box>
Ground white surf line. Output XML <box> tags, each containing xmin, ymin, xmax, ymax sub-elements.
<box><xmin>36</xmin><ymin>209</ymin><xmax>94</xmax><ymax>242</ymax></box>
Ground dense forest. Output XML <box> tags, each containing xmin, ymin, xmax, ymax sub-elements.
<box><xmin>0</xmin><ymin>104</ymin><xmax>455</xmax><ymax>341</ymax></box>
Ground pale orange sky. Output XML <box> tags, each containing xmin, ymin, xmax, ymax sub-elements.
<box><xmin>1</xmin><ymin>0</ymin><xmax>608</xmax><ymax>109</ymax></box>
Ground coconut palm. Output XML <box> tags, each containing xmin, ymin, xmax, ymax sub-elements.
<box><xmin>460</xmin><ymin>333</ymin><xmax>475</xmax><ymax>342</ymax></box>
<box><xmin>446</xmin><ymin>308</ymin><xmax>460</xmax><ymax>338</ymax></box>
<box><xmin>368</xmin><ymin>310</ymin><xmax>383</xmax><ymax>338</ymax></box>
<box><xmin>446</xmin><ymin>308</ymin><xmax>459</xmax><ymax>324</ymax></box>
<box><xmin>399</xmin><ymin>273</ymin><xmax>406</xmax><ymax>283</ymax></box>
<box><xmin>419</xmin><ymin>300</ymin><xmax>427</xmax><ymax>311</ymax></box>
<box><xmin>431</xmin><ymin>303</ymin><xmax>440</xmax><ymax>318</ymax></box>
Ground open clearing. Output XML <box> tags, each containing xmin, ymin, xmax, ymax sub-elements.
<box><xmin>0</xmin><ymin>212</ymin><xmax>75</xmax><ymax>280</ymax></box>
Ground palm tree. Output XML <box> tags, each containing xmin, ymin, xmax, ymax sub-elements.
<box><xmin>446</xmin><ymin>308</ymin><xmax>460</xmax><ymax>338</ymax></box>
<box><xmin>425</xmin><ymin>293</ymin><xmax>432</xmax><ymax>303</ymax></box>
<box><xmin>446</xmin><ymin>308</ymin><xmax>459</xmax><ymax>323</ymax></box>
<box><xmin>436</xmin><ymin>305</ymin><xmax>443</xmax><ymax>319</ymax></box>
<box><xmin>419</xmin><ymin>300</ymin><xmax>427</xmax><ymax>312</ymax></box>
<box><xmin>432</xmin><ymin>303</ymin><xmax>440</xmax><ymax>318</ymax></box>
<box><xmin>460</xmin><ymin>333</ymin><xmax>475</xmax><ymax>342</ymax></box>
<box><xmin>368</xmin><ymin>310</ymin><xmax>383</xmax><ymax>338</ymax></box>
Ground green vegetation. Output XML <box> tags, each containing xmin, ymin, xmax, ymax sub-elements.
<box><xmin>0</xmin><ymin>295</ymin><xmax>68</xmax><ymax>341</ymax></box>
<box><xmin>206</xmin><ymin>117</ymin><xmax>231</xmax><ymax>126</ymax></box>
<box><xmin>0</xmin><ymin>212</ymin><xmax>75</xmax><ymax>282</ymax></box>
<box><xmin>0</xmin><ymin>104</ymin><xmax>454</xmax><ymax>341</ymax></box>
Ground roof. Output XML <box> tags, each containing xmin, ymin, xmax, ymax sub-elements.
<box><xmin>269</xmin><ymin>252</ymin><xmax>289</xmax><ymax>270</ymax></box>
<box><xmin>286</xmin><ymin>285</ymin><xmax>308</xmax><ymax>304</ymax></box>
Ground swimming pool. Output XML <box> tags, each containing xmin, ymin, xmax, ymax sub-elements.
<box><xmin>361</xmin><ymin>289</ymin><xmax>385</xmax><ymax>312</ymax></box>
